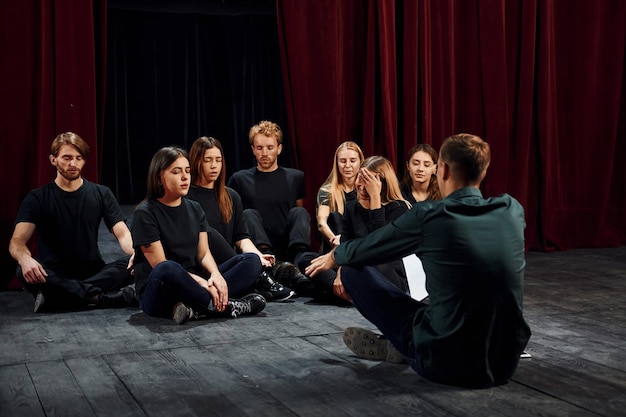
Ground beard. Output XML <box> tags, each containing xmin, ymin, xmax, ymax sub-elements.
<box><xmin>58</xmin><ymin>167</ymin><xmax>81</xmax><ymax>181</ymax></box>
<box><xmin>258</xmin><ymin>157</ymin><xmax>276</xmax><ymax>170</ymax></box>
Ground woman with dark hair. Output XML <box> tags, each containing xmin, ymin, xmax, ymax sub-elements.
<box><xmin>187</xmin><ymin>136</ymin><xmax>295</xmax><ymax>302</ymax></box>
<box><xmin>401</xmin><ymin>144</ymin><xmax>441</xmax><ymax>203</ymax></box>
<box><xmin>131</xmin><ymin>146</ymin><xmax>266</xmax><ymax>324</ymax></box>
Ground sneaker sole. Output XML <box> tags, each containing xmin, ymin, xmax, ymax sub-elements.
<box><xmin>33</xmin><ymin>292</ymin><xmax>46</xmax><ymax>313</ymax></box>
<box><xmin>269</xmin><ymin>290</ymin><xmax>296</xmax><ymax>302</ymax></box>
<box><xmin>255</xmin><ymin>289</ymin><xmax>296</xmax><ymax>302</ymax></box>
<box><xmin>172</xmin><ymin>303</ymin><xmax>191</xmax><ymax>325</ymax></box>
<box><xmin>343</xmin><ymin>327</ymin><xmax>405</xmax><ymax>363</ymax></box>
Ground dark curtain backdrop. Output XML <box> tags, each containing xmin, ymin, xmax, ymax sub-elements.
<box><xmin>276</xmin><ymin>0</ymin><xmax>626</xmax><ymax>251</ymax></box>
<box><xmin>102</xmin><ymin>1</ymin><xmax>288</xmax><ymax>205</ymax></box>
<box><xmin>2</xmin><ymin>0</ymin><xmax>625</xmax><ymax>290</ymax></box>
<box><xmin>1</xmin><ymin>1</ymin><xmax>107</xmax><ymax>290</ymax></box>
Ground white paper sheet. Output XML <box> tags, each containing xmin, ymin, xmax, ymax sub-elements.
<box><xmin>402</xmin><ymin>254</ymin><xmax>429</xmax><ymax>302</ymax></box>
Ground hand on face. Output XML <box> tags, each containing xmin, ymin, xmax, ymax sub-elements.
<box><xmin>356</xmin><ymin>167</ymin><xmax>382</xmax><ymax>200</ymax></box>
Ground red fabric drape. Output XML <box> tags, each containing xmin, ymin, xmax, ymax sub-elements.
<box><xmin>277</xmin><ymin>0</ymin><xmax>626</xmax><ymax>250</ymax></box>
<box><xmin>0</xmin><ymin>0</ymin><xmax>106</xmax><ymax>288</ymax></box>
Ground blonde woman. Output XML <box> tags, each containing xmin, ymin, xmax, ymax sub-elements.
<box><xmin>294</xmin><ymin>156</ymin><xmax>411</xmax><ymax>304</ymax></box>
<box><xmin>316</xmin><ymin>141</ymin><xmax>364</xmax><ymax>253</ymax></box>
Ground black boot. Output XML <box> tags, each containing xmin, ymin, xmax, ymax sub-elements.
<box><xmin>272</xmin><ymin>262</ymin><xmax>310</xmax><ymax>292</ymax></box>
<box><xmin>96</xmin><ymin>285</ymin><xmax>138</xmax><ymax>308</ymax></box>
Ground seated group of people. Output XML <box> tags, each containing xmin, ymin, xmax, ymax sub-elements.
<box><xmin>9</xmin><ymin>124</ymin><xmax>531</xmax><ymax>388</ymax></box>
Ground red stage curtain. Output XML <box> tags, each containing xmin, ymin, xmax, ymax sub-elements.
<box><xmin>276</xmin><ymin>0</ymin><xmax>626</xmax><ymax>250</ymax></box>
<box><xmin>0</xmin><ymin>0</ymin><xmax>107</xmax><ymax>289</ymax></box>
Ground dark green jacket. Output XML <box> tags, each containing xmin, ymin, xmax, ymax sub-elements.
<box><xmin>335</xmin><ymin>187</ymin><xmax>531</xmax><ymax>388</ymax></box>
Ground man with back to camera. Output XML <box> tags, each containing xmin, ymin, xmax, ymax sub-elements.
<box><xmin>9</xmin><ymin>132</ymin><xmax>137</xmax><ymax>312</ymax></box>
<box><xmin>306</xmin><ymin>133</ymin><xmax>531</xmax><ymax>388</ymax></box>
<box><xmin>227</xmin><ymin>120</ymin><xmax>311</xmax><ymax>263</ymax></box>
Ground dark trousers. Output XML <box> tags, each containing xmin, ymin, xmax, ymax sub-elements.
<box><xmin>243</xmin><ymin>207</ymin><xmax>311</xmax><ymax>261</ymax></box>
<box><xmin>341</xmin><ymin>265</ymin><xmax>429</xmax><ymax>378</ymax></box>
<box><xmin>140</xmin><ymin>253</ymin><xmax>262</xmax><ymax>319</ymax></box>
<box><xmin>294</xmin><ymin>252</ymin><xmax>409</xmax><ymax>304</ymax></box>
<box><xmin>18</xmin><ymin>256</ymin><xmax>133</xmax><ymax>310</ymax></box>
<box><xmin>207</xmin><ymin>227</ymin><xmax>238</xmax><ymax>265</ymax></box>
<box><xmin>294</xmin><ymin>251</ymin><xmax>339</xmax><ymax>301</ymax></box>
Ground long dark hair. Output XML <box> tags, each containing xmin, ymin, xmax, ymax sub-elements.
<box><xmin>143</xmin><ymin>146</ymin><xmax>188</xmax><ymax>201</ymax></box>
<box><xmin>402</xmin><ymin>143</ymin><xmax>441</xmax><ymax>201</ymax></box>
<box><xmin>189</xmin><ymin>136</ymin><xmax>232</xmax><ymax>223</ymax></box>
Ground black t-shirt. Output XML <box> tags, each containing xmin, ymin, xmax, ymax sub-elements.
<box><xmin>15</xmin><ymin>180</ymin><xmax>126</xmax><ymax>278</ymax></box>
<box><xmin>227</xmin><ymin>167</ymin><xmax>305</xmax><ymax>240</ymax></box>
<box><xmin>400</xmin><ymin>184</ymin><xmax>418</xmax><ymax>205</ymax></box>
<box><xmin>186</xmin><ymin>186</ymin><xmax>250</xmax><ymax>247</ymax></box>
<box><xmin>131</xmin><ymin>198</ymin><xmax>208</xmax><ymax>298</ymax></box>
<box><xmin>341</xmin><ymin>200</ymin><xmax>409</xmax><ymax>242</ymax></box>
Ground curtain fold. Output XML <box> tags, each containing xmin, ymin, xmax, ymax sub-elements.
<box><xmin>1</xmin><ymin>0</ymin><xmax>106</xmax><ymax>289</ymax></box>
<box><xmin>102</xmin><ymin>7</ymin><xmax>286</xmax><ymax>203</ymax></box>
<box><xmin>1</xmin><ymin>0</ymin><xmax>625</xmax><ymax>291</ymax></box>
<box><xmin>276</xmin><ymin>0</ymin><xmax>626</xmax><ymax>250</ymax></box>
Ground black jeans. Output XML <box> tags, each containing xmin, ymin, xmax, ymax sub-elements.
<box><xmin>140</xmin><ymin>253</ymin><xmax>262</xmax><ymax>319</ymax></box>
<box><xmin>18</xmin><ymin>256</ymin><xmax>133</xmax><ymax>310</ymax></box>
<box><xmin>243</xmin><ymin>207</ymin><xmax>311</xmax><ymax>261</ymax></box>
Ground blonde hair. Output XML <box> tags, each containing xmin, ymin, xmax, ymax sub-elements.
<box><xmin>248</xmin><ymin>120</ymin><xmax>283</xmax><ymax>145</ymax></box>
<box><xmin>319</xmin><ymin>141</ymin><xmax>364</xmax><ymax>213</ymax></box>
<box><xmin>360</xmin><ymin>156</ymin><xmax>410</xmax><ymax>207</ymax></box>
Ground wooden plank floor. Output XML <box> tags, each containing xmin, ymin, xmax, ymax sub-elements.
<box><xmin>1</xmin><ymin>242</ymin><xmax>625</xmax><ymax>416</ymax></box>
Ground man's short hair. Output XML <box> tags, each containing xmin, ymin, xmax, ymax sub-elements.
<box><xmin>50</xmin><ymin>132</ymin><xmax>90</xmax><ymax>158</ymax></box>
<box><xmin>440</xmin><ymin>133</ymin><xmax>491</xmax><ymax>184</ymax></box>
<box><xmin>248</xmin><ymin>121</ymin><xmax>283</xmax><ymax>145</ymax></box>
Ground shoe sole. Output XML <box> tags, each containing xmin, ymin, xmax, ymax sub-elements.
<box><xmin>255</xmin><ymin>289</ymin><xmax>296</xmax><ymax>302</ymax></box>
<box><xmin>268</xmin><ymin>290</ymin><xmax>296</xmax><ymax>302</ymax></box>
<box><xmin>172</xmin><ymin>303</ymin><xmax>191</xmax><ymax>325</ymax></box>
<box><xmin>343</xmin><ymin>327</ymin><xmax>405</xmax><ymax>363</ymax></box>
<box><xmin>33</xmin><ymin>292</ymin><xmax>45</xmax><ymax>313</ymax></box>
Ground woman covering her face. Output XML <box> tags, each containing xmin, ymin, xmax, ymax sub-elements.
<box><xmin>299</xmin><ymin>156</ymin><xmax>411</xmax><ymax>304</ymax></box>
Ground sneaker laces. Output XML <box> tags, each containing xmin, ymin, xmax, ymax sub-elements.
<box><xmin>228</xmin><ymin>299</ymin><xmax>252</xmax><ymax>318</ymax></box>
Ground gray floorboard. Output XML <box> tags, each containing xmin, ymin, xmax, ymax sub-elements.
<box><xmin>1</xmin><ymin>244</ymin><xmax>625</xmax><ymax>416</ymax></box>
